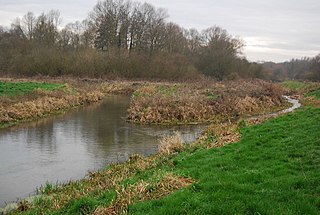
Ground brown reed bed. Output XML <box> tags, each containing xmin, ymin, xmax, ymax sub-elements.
<box><xmin>158</xmin><ymin>131</ymin><xmax>184</xmax><ymax>155</ymax></box>
<box><xmin>0</xmin><ymin>87</ymin><xmax>103</xmax><ymax>128</ymax></box>
<box><xmin>0</xmin><ymin>79</ymin><xmax>141</xmax><ymax>128</ymax></box>
<box><xmin>127</xmin><ymin>80</ymin><xmax>287</xmax><ymax>125</ymax></box>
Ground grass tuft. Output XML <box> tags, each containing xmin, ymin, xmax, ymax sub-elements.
<box><xmin>158</xmin><ymin>132</ymin><xmax>184</xmax><ymax>155</ymax></box>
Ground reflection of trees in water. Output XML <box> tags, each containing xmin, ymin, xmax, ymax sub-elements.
<box><xmin>74</xmin><ymin>96</ymin><xmax>169</xmax><ymax>160</ymax></box>
<box><xmin>78</xmin><ymin>96</ymin><xmax>205</xmax><ymax>161</ymax></box>
<box><xmin>0</xmin><ymin>96</ymin><xmax>133</xmax><ymax>159</ymax></box>
<box><xmin>0</xmin><ymin>100</ymin><xmax>107</xmax><ymax>154</ymax></box>
<box><xmin>0</xmin><ymin>120</ymin><xmax>58</xmax><ymax>154</ymax></box>
<box><xmin>26</xmin><ymin>122</ymin><xmax>57</xmax><ymax>153</ymax></box>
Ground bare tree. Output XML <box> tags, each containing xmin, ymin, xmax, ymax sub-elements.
<box><xmin>91</xmin><ymin>0</ymin><xmax>131</xmax><ymax>51</ymax></box>
<box><xmin>22</xmin><ymin>12</ymin><xmax>36</xmax><ymax>40</ymax></box>
<box><xmin>163</xmin><ymin>23</ymin><xmax>187</xmax><ymax>53</ymax></box>
<box><xmin>33</xmin><ymin>10</ymin><xmax>61</xmax><ymax>46</ymax></box>
<box><xmin>81</xmin><ymin>19</ymin><xmax>95</xmax><ymax>48</ymax></box>
<box><xmin>10</xmin><ymin>18</ymin><xmax>26</xmax><ymax>39</ymax></box>
<box><xmin>185</xmin><ymin>28</ymin><xmax>201</xmax><ymax>56</ymax></box>
<box><xmin>310</xmin><ymin>54</ymin><xmax>320</xmax><ymax>80</ymax></box>
<box><xmin>144</xmin><ymin>5</ymin><xmax>168</xmax><ymax>54</ymax></box>
<box><xmin>196</xmin><ymin>26</ymin><xmax>244</xmax><ymax>80</ymax></box>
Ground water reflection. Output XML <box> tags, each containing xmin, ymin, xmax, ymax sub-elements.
<box><xmin>0</xmin><ymin>95</ymin><xmax>204</xmax><ymax>207</ymax></box>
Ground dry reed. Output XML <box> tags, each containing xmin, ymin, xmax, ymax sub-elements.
<box><xmin>128</xmin><ymin>80</ymin><xmax>286</xmax><ymax>125</ymax></box>
<box><xmin>93</xmin><ymin>173</ymin><xmax>194</xmax><ymax>215</ymax></box>
<box><xmin>158</xmin><ymin>132</ymin><xmax>184</xmax><ymax>155</ymax></box>
<box><xmin>0</xmin><ymin>80</ymin><xmax>140</xmax><ymax>127</ymax></box>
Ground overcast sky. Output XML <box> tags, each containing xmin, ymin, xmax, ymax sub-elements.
<box><xmin>0</xmin><ymin>0</ymin><xmax>319</xmax><ymax>62</ymax></box>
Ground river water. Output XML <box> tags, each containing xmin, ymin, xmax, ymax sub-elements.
<box><xmin>0</xmin><ymin>96</ymin><xmax>204</xmax><ymax>207</ymax></box>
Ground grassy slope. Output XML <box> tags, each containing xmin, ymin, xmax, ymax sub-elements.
<box><xmin>282</xmin><ymin>80</ymin><xmax>320</xmax><ymax>96</ymax></box>
<box><xmin>129</xmin><ymin>108</ymin><xmax>320</xmax><ymax>214</ymax></box>
<box><xmin>281</xmin><ymin>81</ymin><xmax>312</xmax><ymax>91</ymax></box>
<box><xmin>307</xmin><ymin>89</ymin><xmax>320</xmax><ymax>99</ymax></box>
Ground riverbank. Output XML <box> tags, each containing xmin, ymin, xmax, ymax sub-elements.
<box><xmin>5</xmin><ymin>102</ymin><xmax>319</xmax><ymax>214</ymax></box>
<box><xmin>0</xmin><ymin>79</ymin><xmax>138</xmax><ymax>129</ymax></box>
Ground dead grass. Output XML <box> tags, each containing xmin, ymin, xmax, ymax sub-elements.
<box><xmin>158</xmin><ymin>132</ymin><xmax>184</xmax><ymax>155</ymax></box>
<box><xmin>0</xmin><ymin>79</ymin><xmax>140</xmax><ymax>128</ymax></box>
<box><xmin>13</xmin><ymin>150</ymin><xmax>193</xmax><ymax>214</ymax></box>
<box><xmin>194</xmin><ymin>122</ymin><xmax>241</xmax><ymax>150</ymax></box>
<box><xmin>100</xmin><ymin>81</ymin><xmax>140</xmax><ymax>95</ymax></box>
<box><xmin>93</xmin><ymin>173</ymin><xmax>194</xmax><ymax>215</ymax></box>
<box><xmin>128</xmin><ymin>80</ymin><xmax>286</xmax><ymax>124</ymax></box>
<box><xmin>301</xmin><ymin>96</ymin><xmax>320</xmax><ymax>107</ymax></box>
<box><xmin>21</xmin><ymin>154</ymin><xmax>161</xmax><ymax>213</ymax></box>
<box><xmin>0</xmin><ymin>90</ymin><xmax>105</xmax><ymax>125</ymax></box>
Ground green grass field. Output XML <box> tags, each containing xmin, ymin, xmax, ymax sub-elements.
<box><xmin>281</xmin><ymin>81</ymin><xmax>311</xmax><ymax>91</ymax></box>
<box><xmin>0</xmin><ymin>82</ymin><xmax>64</xmax><ymax>97</ymax></box>
<box><xmin>128</xmin><ymin>108</ymin><xmax>320</xmax><ymax>214</ymax></box>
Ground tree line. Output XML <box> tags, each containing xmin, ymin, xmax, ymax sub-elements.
<box><xmin>262</xmin><ymin>55</ymin><xmax>320</xmax><ymax>81</ymax></box>
<box><xmin>0</xmin><ymin>0</ymin><xmax>318</xmax><ymax>81</ymax></box>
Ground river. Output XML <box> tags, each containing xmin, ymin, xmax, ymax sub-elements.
<box><xmin>0</xmin><ymin>96</ymin><xmax>204</xmax><ymax>207</ymax></box>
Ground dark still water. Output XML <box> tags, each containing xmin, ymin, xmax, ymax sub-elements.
<box><xmin>0</xmin><ymin>96</ymin><xmax>203</xmax><ymax>207</ymax></box>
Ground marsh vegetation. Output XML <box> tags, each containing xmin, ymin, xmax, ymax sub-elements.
<box><xmin>128</xmin><ymin>80</ymin><xmax>286</xmax><ymax>124</ymax></box>
<box><xmin>0</xmin><ymin>80</ymin><xmax>108</xmax><ymax>128</ymax></box>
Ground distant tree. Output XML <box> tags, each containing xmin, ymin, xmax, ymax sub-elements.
<box><xmin>0</xmin><ymin>26</ymin><xmax>4</xmax><ymax>34</ymax></box>
<box><xmin>310</xmin><ymin>54</ymin><xmax>320</xmax><ymax>81</ymax></box>
<box><xmin>22</xmin><ymin>12</ymin><xmax>36</xmax><ymax>40</ymax></box>
<box><xmin>10</xmin><ymin>18</ymin><xmax>26</xmax><ymax>39</ymax></box>
<box><xmin>162</xmin><ymin>22</ymin><xmax>187</xmax><ymax>54</ymax></box>
<box><xmin>127</xmin><ymin>2</ymin><xmax>168</xmax><ymax>54</ymax></box>
<box><xmin>143</xmin><ymin>5</ymin><xmax>168</xmax><ymax>55</ymax></box>
<box><xmin>196</xmin><ymin>26</ymin><xmax>244</xmax><ymax>80</ymax></box>
<box><xmin>58</xmin><ymin>21</ymin><xmax>84</xmax><ymax>49</ymax></box>
<box><xmin>33</xmin><ymin>10</ymin><xmax>61</xmax><ymax>46</ymax></box>
<box><xmin>285</xmin><ymin>57</ymin><xmax>311</xmax><ymax>80</ymax></box>
<box><xmin>185</xmin><ymin>28</ymin><xmax>201</xmax><ymax>56</ymax></box>
<box><xmin>0</xmin><ymin>0</ymin><xmax>269</xmax><ymax>80</ymax></box>
<box><xmin>80</xmin><ymin>19</ymin><xmax>96</xmax><ymax>48</ymax></box>
<box><xmin>90</xmin><ymin>0</ymin><xmax>131</xmax><ymax>51</ymax></box>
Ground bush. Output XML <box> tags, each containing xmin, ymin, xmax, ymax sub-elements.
<box><xmin>4</xmin><ymin>46</ymin><xmax>201</xmax><ymax>81</ymax></box>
